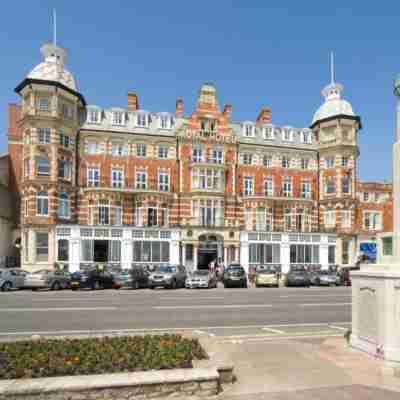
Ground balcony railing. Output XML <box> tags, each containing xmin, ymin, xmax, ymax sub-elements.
<box><xmin>188</xmin><ymin>217</ymin><xmax>225</xmax><ymax>228</ymax></box>
<box><xmin>241</xmin><ymin>191</ymin><xmax>314</xmax><ymax>201</ymax></box>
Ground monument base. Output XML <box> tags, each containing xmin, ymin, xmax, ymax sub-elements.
<box><xmin>351</xmin><ymin>265</ymin><xmax>400</xmax><ymax>363</ymax></box>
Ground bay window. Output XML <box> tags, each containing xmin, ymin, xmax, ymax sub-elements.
<box><xmin>36</xmin><ymin>191</ymin><xmax>49</xmax><ymax>216</ymax></box>
<box><xmin>256</xmin><ymin>207</ymin><xmax>274</xmax><ymax>231</ymax></box>
<box><xmin>158</xmin><ymin>169</ymin><xmax>170</xmax><ymax>192</ymax></box>
<box><xmin>192</xmin><ymin>199</ymin><xmax>224</xmax><ymax>227</ymax></box>
<box><xmin>58</xmin><ymin>192</ymin><xmax>70</xmax><ymax>219</ymax></box>
<box><xmin>192</xmin><ymin>168</ymin><xmax>224</xmax><ymax>191</ymax></box>
<box><xmin>87</xmin><ymin>167</ymin><xmax>100</xmax><ymax>187</ymax></box>
<box><xmin>136</xmin><ymin>169</ymin><xmax>147</xmax><ymax>189</ymax></box>
<box><xmin>324</xmin><ymin>210</ymin><xmax>336</xmax><ymax>228</ymax></box>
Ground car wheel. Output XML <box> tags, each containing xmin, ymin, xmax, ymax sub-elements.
<box><xmin>52</xmin><ymin>281</ymin><xmax>61</xmax><ymax>291</ymax></box>
<box><xmin>1</xmin><ymin>281</ymin><xmax>12</xmax><ymax>292</ymax></box>
<box><xmin>93</xmin><ymin>281</ymin><xmax>101</xmax><ymax>290</ymax></box>
<box><xmin>170</xmin><ymin>280</ymin><xmax>177</xmax><ymax>290</ymax></box>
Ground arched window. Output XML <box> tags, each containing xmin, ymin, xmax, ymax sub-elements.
<box><xmin>36</xmin><ymin>157</ymin><xmax>50</xmax><ymax>176</ymax></box>
<box><xmin>58</xmin><ymin>192</ymin><xmax>70</xmax><ymax>219</ymax></box>
<box><xmin>36</xmin><ymin>191</ymin><xmax>49</xmax><ymax>216</ymax></box>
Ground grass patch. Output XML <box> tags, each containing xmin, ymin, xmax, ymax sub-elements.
<box><xmin>0</xmin><ymin>334</ymin><xmax>208</xmax><ymax>380</ymax></box>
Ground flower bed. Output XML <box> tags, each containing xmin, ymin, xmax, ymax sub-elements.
<box><xmin>0</xmin><ymin>334</ymin><xmax>208</xmax><ymax>380</ymax></box>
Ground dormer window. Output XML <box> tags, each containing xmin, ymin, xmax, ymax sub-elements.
<box><xmin>244</xmin><ymin>124</ymin><xmax>255</xmax><ymax>137</ymax></box>
<box><xmin>264</xmin><ymin>126</ymin><xmax>274</xmax><ymax>140</ymax></box>
<box><xmin>200</xmin><ymin>119</ymin><xmax>216</xmax><ymax>132</ymax></box>
<box><xmin>89</xmin><ymin>109</ymin><xmax>100</xmax><ymax>124</ymax></box>
<box><xmin>282</xmin><ymin>128</ymin><xmax>293</xmax><ymax>142</ymax></box>
<box><xmin>38</xmin><ymin>98</ymin><xmax>50</xmax><ymax>111</ymax></box>
<box><xmin>113</xmin><ymin>111</ymin><xmax>125</xmax><ymax>126</ymax></box>
<box><xmin>301</xmin><ymin>130</ymin><xmax>312</xmax><ymax>144</ymax></box>
<box><xmin>137</xmin><ymin>113</ymin><xmax>151</xmax><ymax>127</ymax></box>
<box><xmin>160</xmin><ymin>115</ymin><xmax>175</xmax><ymax>129</ymax></box>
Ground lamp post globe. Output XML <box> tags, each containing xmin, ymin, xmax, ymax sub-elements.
<box><xmin>394</xmin><ymin>74</ymin><xmax>400</xmax><ymax>97</ymax></box>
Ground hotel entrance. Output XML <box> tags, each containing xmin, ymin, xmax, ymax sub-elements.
<box><xmin>197</xmin><ymin>234</ymin><xmax>223</xmax><ymax>270</ymax></box>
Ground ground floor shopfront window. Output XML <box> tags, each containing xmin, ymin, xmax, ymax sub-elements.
<box><xmin>81</xmin><ymin>240</ymin><xmax>122</xmax><ymax>263</ymax></box>
<box><xmin>249</xmin><ymin>243</ymin><xmax>280</xmax><ymax>264</ymax></box>
<box><xmin>133</xmin><ymin>241</ymin><xmax>170</xmax><ymax>263</ymax></box>
<box><xmin>290</xmin><ymin>244</ymin><xmax>319</xmax><ymax>264</ymax></box>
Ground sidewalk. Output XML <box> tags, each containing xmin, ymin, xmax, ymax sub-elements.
<box><xmin>200</xmin><ymin>335</ymin><xmax>400</xmax><ymax>399</ymax></box>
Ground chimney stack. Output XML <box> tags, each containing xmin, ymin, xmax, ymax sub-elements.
<box><xmin>127</xmin><ymin>91</ymin><xmax>139</xmax><ymax>111</ymax></box>
<box><xmin>223</xmin><ymin>104</ymin><xmax>233</xmax><ymax>120</ymax></box>
<box><xmin>256</xmin><ymin>106</ymin><xmax>272</xmax><ymax>125</ymax></box>
<box><xmin>175</xmin><ymin>98</ymin><xmax>183</xmax><ymax>117</ymax></box>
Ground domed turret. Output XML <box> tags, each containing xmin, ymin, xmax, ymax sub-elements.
<box><xmin>27</xmin><ymin>43</ymin><xmax>77</xmax><ymax>91</ymax></box>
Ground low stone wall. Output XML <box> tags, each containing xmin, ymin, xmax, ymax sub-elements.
<box><xmin>0</xmin><ymin>368</ymin><xmax>220</xmax><ymax>400</ymax></box>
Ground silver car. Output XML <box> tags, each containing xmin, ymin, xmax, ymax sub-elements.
<box><xmin>186</xmin><ymin>270</ymin><xmax>218</xmax><ymax>289</ymax></box>
<box><xmin>24</xmin><ymin>269</ymin><xmax>71</xmax><ymax>291</ymax></box>
<box><xmin>0</xmin><ymin>268</ymin><xmax>28</xmax><ymax>291</ymax></box>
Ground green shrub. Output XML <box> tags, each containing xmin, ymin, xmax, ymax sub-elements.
<box><xmin>0</xmin><ymin>334</ymin><xmax>208</xmax><ymax>380</ymax></box>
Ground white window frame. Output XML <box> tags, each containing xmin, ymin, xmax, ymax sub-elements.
<box><xmin>263</xmin><ymin>126</ymin><xmax>274</xmax><ymax>140</ymax></box>
<box><xmin>363</xmin><ymin>211</ymin><xmax>382</xmax><ymax>230</ymax></box>
<box><xmin>59</xmin><ymin>130</ymin><xmax>71</xmax><ymax>148</ymax></box>
<box><xmin>363</xmin><ymin>192</ymin><xmax>369</xmax><ymax>202</ymax></box>
<box><xmin>36</xmin><ymin>191</ymin><xmax>49</xmax><ymax>216</ymax></box>
<box><xmin>112</xmin><ymin>142</ymin><xmax>127</xmax><ymax>156</ymax></box>
<box><xmin>158</xmin><ymin>169</ymin><xmax>170</xmax><ymax>192</ymax></box>
<box><xmin>282</xmin><ymin>128</ymin><xmax>293</xmax><ymax>142</ymax></box>
<box><xmin>300</xmin><ymin>158</ymin><xmax>309</xmax><ymax>170</ymax></box>
<box><xmin>263</xmin><ymin>155</ymin><xmax>272</xmax><ymax>167</ymax></box>
<box><xmin>111</xmin><ymin>168</ymin><xmax>124</xmax><ymax>188</ymax></box>
<box><xmin>38</xmin><ymin>98</ymin><xmax>50</xmax><ymax>111</ymax></box>
<box><xmin>38</xmin><ymin>128</ymin><xmax>51</xmax><ymax>144</ymax></box>
<box><xmin>342</xmin><ymin>156</ymin><xmax>349</xmax><ymax>167</ymax></box>
<box><xmin>264</xmin><ymin>176</ymin><xmax>274</xmax><ymax>196</ymax></box>
<box><xmin>158</xmin><ymin>145</ymin><xmax>169</xmax><ymax>159</ymax></box>
<box><xmin>324</xmin><ymin>210</ymin><xmax>336</xmax><ymax>228</ymax></box>
<box><xmin>301</xmin><ymin>130</ymin><xmax>312</xmax><ymax>144</ymax></box>
<box><xmin>211</xmin><ymin>148</ymin><xmax>223</xmax><ymax>164</ymax></box>
<box><xmin>325</xmin><ymin>157</ymin><xmax>335</xmax><ymax>168</ymax></box>
<box><xmin>159</xmin><ymin>115</ymin><xmax>174</xmax><ymax>129</ymax></box>
<box><xmin>136</xmin><ymin>169</ymin><xmax>147</xmax><ymax>190</ymax></box>
<box><xmin>87</xmin><ymin>167</ymin><xmax>100</xmax><ymax>187</ymax></box>
<box><xmin>136</xmin><ymin>113</ymin><xmax>150</xmax><ymax>127</ymax></box>
<box><xmin>244</xmin><ymin>176</ymin><xmax>254</xmax><ymax>196</ymax></box>
<box><xmin>301</xmin><ymin>179</ymin><xmax>311</xmax><ymax>199</ymax></box>
<box><xmin>36</xmin><ymin>157</ymin><xmax>50</xmax><ymax>176</ymax></box>
<box><xmin>192</xmin><ymin>168</ymin><xmax>224</xmax><ymax>191</ymax></box>
<box><xmin>341</xmin><ymin>210</ymin><xmax>351</xmax><ymax>228</ymax></box>
<box><xmin>58</xmin><ymin>192</ymin><xmax>70</xmax><ymax>219</ymax></box>
<box><xmin>87</xmin><ymin>141</ymin><xmax>99</xmax><ymax>155</ymax></box>
<box><xmin>243</xmin><ymin>153</ymin><xmax>253</xmax><ymax>165</ymax></box>
<box><xmin>282</xmin><ymin>177</ymin><xmax>292</xmax><ymax>197</ymax></box>
<box><xmin>281</xmin><ymin>156</ymin><xmax>290</xmax><ymax>168</ymax></box>
<box><xmin>58</xmin><ymin>159</ymin><xmax>72</xmax><ymax>180</ymax></box>
<box><xmin>112</xmin><ymin>111</ymin><xmax>125</xmax><ymax>126</ymax></box>
<box><xmin>88</xmin><ymin>109</ymin><xmax>100</xmax><ymax>124</ymax></box>
<box><xmin>243</xmin><ymin>124</ymin><xmax>255</xmax><ymax>137</ymax></box>
<box><xmin>193</xmin><ymin>147</ymin><xmax>203</xmax><ymax>163</ymax></box>
<box><xmin>136</xmin><ymin>144</ymin><xmax>147</xmax><ymax>157</ymax></box>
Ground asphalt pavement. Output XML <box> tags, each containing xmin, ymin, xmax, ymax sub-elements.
<box><xmin>0</xmin><ymin>285</ymin><xmax>351</xmax><ymax>339</ymax></box>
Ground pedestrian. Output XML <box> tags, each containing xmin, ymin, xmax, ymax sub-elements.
<box><xmin>249</xmin><ymin>265</ymin><xmax>256</xmax><ymax>287</ymax></box>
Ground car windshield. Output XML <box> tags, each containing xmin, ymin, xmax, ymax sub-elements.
<box><xmin>258</xmin><ymin>267</ymin><xmax>276</xmax><ymax>274</ymax></box>
<box><xmin>291</xmin><ymin>266</ymin><xmax>306</xmax><ymax>273</ymax></box>
<box><xmin>157</xmin><ymin>266</ymin><xmax>177</xmax><ymax>274</ymax></box>
<box><xmin>227</xmin><ymin>266</ymin><xmax>244</xmax><ymax>273</ymax></box>
<box><xmin>194</xmin><ymin>270</ymin><xmax>209</xmax><ymax>276</ymax></box>
<box><xmin>33</xmin><ymin>269</ymin><xmax>50</xmax><ymax>275</ymax></box>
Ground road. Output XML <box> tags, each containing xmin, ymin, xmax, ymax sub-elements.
<box><xmin>0</xmin><ymin>285</ymin><xmax>351</xmax><ymax>339</ymax></box>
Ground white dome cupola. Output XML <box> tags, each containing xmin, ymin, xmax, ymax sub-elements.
<box><xmin>311</xmin><ymin>53</ymin><xmax>355</xmax><ymax>126</ymax></box>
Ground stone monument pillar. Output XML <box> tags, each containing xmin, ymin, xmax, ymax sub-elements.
<box><xmin>350</xmin><ymin>75</ymin><xmax>400</xmax><ymax>362</ymax></box>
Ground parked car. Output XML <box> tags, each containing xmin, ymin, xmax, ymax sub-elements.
<box><xmin>338</xmin><ymin>266</ymin><xmax>360</xmax><ymax>286</ymax></box>
<box><xmin>255</xmin><ymin>266</ymin><xmax>279</xmax><ymax>288</ymax></box>
<box><xmin>285</xmin><ymin>266</ymin><xmax>310</xmax><ymax>287</ymax></box>
<box><xmin>186</xmin><ymin>270</ymin><xmax>218</xmax><ymax>289</ymax></box>
<box><xmin>110</xmin><ymin>269</ymin><xmax>133</xmax><ymax>288</ymax></box>
<box><xmin>0</xmin><ymin>268</ymin><xmax>28</xmax><ymax>291</ymax></box>
<box><xmin>70</xmin><ymin>269</ymin><xmax>121</xmax><ymax>290</ymax></box>
<box><xmin>310</xmin><ymin>270</ymin><xmax>339</xmax><ymax>286</ymax></box>
<box><xmin>130</xmin><ymin>267</ymin><xmax>149</xmax><ymax>289</ymax></box>
<box><xmin>223</xmin><ymin>264</ymin><xmax>247</xmax><ymax>288</ymax></box>
<box><xmin>148</xmin><ymin>265</ymin><xmax>187</xmax><ymax>289</ymax></box>
<box><xmin>24</xmin><ymin>269</ymin><xmax>71</xmax><ymax>291</ymax></box>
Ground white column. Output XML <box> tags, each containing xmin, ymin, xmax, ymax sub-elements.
<box><xmin>182</xmin><ymin>244</ymin><xmax>186</xmax><ymax>266</ymax></box>
<box><xmin>320</xmin><ymin>243</ymin><xmax>329</xmax><ymax>270</ymax></box>
<box><xmin>281</xmin><ymin>243</ymin><xmax>290</xmax><ymax>274</ymax></box>
<box><xmin>69</xmin><ymin>239</ymin><xmax>80</xmax><ymax>272</ymax></box>
<box><xmin>170</xmin><ymin>240</ymin><xmax>180</xmax><ymax>265</ymax></box>
<box><xmin>121</xmin><ymin>239</ymin><xmax>132</xmax><ymax>269</ymax></box>
<box><xmin>240</xmin><ymin>243</ymin><xmax>249</xmax><ymax>273</ymax></box>
<box><xmin>193</xmin><ymin>245</ymin><xmax>198</xmax><ymax>270</ymax></box>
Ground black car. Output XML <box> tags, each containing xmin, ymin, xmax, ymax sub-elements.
<box><xmin>70</xmin><ymin>269</ymin><xmax>121</xmax><ymax>290</ymax></box>
<box><xmin>286</xmin><ymin>266</ymin><xmax>310</xmax><ymax>287</ymax></box>
<box><xmin>223</xmin><ymin>264</ymin><xmax>247</xmax><ymax>288</ymax></box>
<box><xmin>130</xmin><ymin>267</ymin><xmax>149</xmax><ymax>289</ymax></box>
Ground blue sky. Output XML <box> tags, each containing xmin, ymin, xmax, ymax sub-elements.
<box><xmin>0</xmin><ymin>1</ymin><xmax>398</xmax><ymax>181</ymax></box>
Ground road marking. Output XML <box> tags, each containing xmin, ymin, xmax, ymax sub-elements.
<box><xmin>279</xmin><ymin>294</ymin><xmax>351</xmax><ymax>298</ymax></box>
<box><xmin>0</xmin><ymin>307</ymin><xmax>117</xmax><ymax>312</ymax></box>
<box><xmin>221</xmin><ymin>333</ymin><xmax>344</xmax><ymax>343</ymax></box>
<box><xmin>262</xmin><ymin>327</ymin><xmax>285</xmax><ymax>334</ymax></box>
<box><xmin>328</xmin><ymin>324</ymin><xmax>350</xmax><ymax>331</ymax></box>
<box><xmin>300</xmin><ymin>303</ymin><xmax>351</xmax><ymax>307</ymax></box>
<box><xmin>159</xmin><ymin>297</ymin><xmax>225</xmax><ymax>300</ymax></box>
<box><xmin>153</xmin><ymin>304</ymin><xmax>273</xmax><ymax>310</ymax></box>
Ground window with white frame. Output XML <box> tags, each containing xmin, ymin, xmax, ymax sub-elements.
<box><xmin>192</xmin><ymin>168</ymin><xmax>224</xmax><ymax>191</ymax></box>
<box><xmin>38</xmin><ymin>128</ymin><xmax>51</xmax><ymax>144</ymax></box>
<box><xmin>24</xmin><ymin>158</ymin><xmax>30</xmax><ymax>178</ymax></box>
<box><xmin>58</xmin><ymin>159</ymin><xmax>72</xmax><ymax>180</ymax></box>
<box><xmin>245</xmin><ymin>208</ymin><xmax>252</xmax><ymax>230</ymax></box>
<box><xmin>363</xmin><ymin>192</ymin><xmax>369</xmax><ymax>202</ymax></box>
<box><xmin>243</xmin><ymin>153</ymin><xmax>253</xmax><ymax>165</ymax></box>
<box><xmin>112</xmin><ymin>142</ymin><xmax>127</xmax><ymax>156</ymax></box>
<box><xmin>284</xmin><ymin>208</ymin><xmax>292</xmax><ymax>231</ymax></box>
<box><xmin>342</xmin><ymin>175</ymin><xmax>351</xmax><ymax>194</ymax></box>
<box><xmin>301</xmin><ymin>130</ymin><xmax>311</xmax><ymax>143</ymax></box>
<box><xmin>111</xmin><ymin>168</ymin><xmax>124</xmax><ymax>188</ymax></box>
<box><xmin>136</xmin><ymin>169</ymin><xmax>147</xmax><ymax>189</ymax></box>
<box><xmin>58</xmin><ymin>192</ymin><xmax>70</xmax><ymax>219</ymax></box>
<box><xmin>193</xmin><ymin>146</ymin><xmax>203</xmax><ymax>162</ymax></box>
<box><xmin>136</xmin><ymin>113</ymin><xmax>150</xmax><ymax>127</ymax></box>
<box><xmin>282</xmin><ymin>128</ymin><xmax>292</xmax><ymax>141</ymax></box>
<box><xmin>324</xmin><ymin>210</ymin><xmax>336</xmax><ymax>227</ymax></box>
<box><xmin>98</xmin><ymin>199</ymin><xmax>110</xmax><ymax>225</ymax></box>
<box><xmin>294</xmin><ymin>208</ymin><xmax>311</xmax><ymax>232</ymax></box>
<box><xmin>87</xmin><ymin>167</ymin><xmax>100</xmax><ymax>187</ymax></box>
<box><xmin>341</xmin><ymin>210</ymin><xmax>351</xmax><ymax>228</ymax></box>
<box><xmin>59</xmin><ymin>130</ymin><xmax>71</xmax><ymax>148</ymax></box>
<box><xmin>301</xmin><ymin>179</ymin><xmax>311</xmax><ymax>199</ymax></box>
<box><xmin>263</xmin><ymin>155</ymin><xmax>272</xmax><ymax>167</ymax></box>
<box><xmin>200</xmin><ymin>119</ymin><xmax>217</xmax><ymax>132</ymax></box>
<box><xmin>112</xmin><ymin>111</ymin><xmax>124</xmax><ymax>125</ymax></box>
<box><xmin>87</xmin><ymin>141</ymin><xmax>99</xmax><ymax>155</ymax></box>
<box><xmin>159</xmin><ymin>115</ymin><xmax>174</xmax><ymax>129</ymax></box>
<box><xmin>36</xmin><ymin>157</ymin><xmax>50</xmax><ymax>176</ymax></box>
<box><xmin>136</xmin><ymin>144</ymin><xmax>147</xmax><ymax>157</ymax></box>
<box><xmin>158</xmin><ymin>169</ymin><xmax>170</xmax><ymax>191</ymax></box>
<box><xmin>282</xmin><ymin>177</ymin><xmax>292</xmax><ymax>197</ymax></box>
<box><xmin>211</xmin><ymin>148</ymin><xmax>223</xmax><ymax>164</ymax></box>
<box><xmin>264</xmin><ymin>176</ymin><xmax>274</xmax><ymax>196</ymax></box>
<box><xmin>363</xmin><ymin>211</ymin><xmax>382</xmax><ymax>230</ymax></box>
<box><xmin>264</xmin><ymin>126</ymin><xmax>274</xmax><ymax>140</ymax></box>
<box><xmin>114</xmin><ymin>201</ymin><xmax>123</xmax><ymax>226</ymax></box>
<box><xmin>325</xmin><ymin>157</ymin><xmax>335</xmax><ymax>168</ymax></box>
<box><xmin>158</xmin><ymin>145</ymin><xmax>169</xmax><ymax>159</ymax></box>
<box><xmin>36</xmin><ymin>191</ymin><xmax>49</xmax><ymax>216</ymax></box>
<box><xmin>38</xmin><ymin>98</ymin><xmax>50</xmax><ymax>111</ymax></box>
<box><xmin>281</xmin><ymin>156</ymin><xmax>290</xmax><ymax>168</ymax></box>
<box><xmin>342</xmin><ymin>156</ymin><xmax>349</xmax><ymax>167</ymax></box>
<box><xmin>192</xmin><ymin>199</ymin><xmax>224</xmax><ymax>227</ymax></box>
<box><xmin>88</xmin><ymin>109</ymin><xmax>100</xmax><ymax>124</ymax></box>
<box><xmin>255</xmin><ymin>207</ymin><xmax>274</xmax><ymax>231</ymax></box>
<box><xmin>300</xmin><ymin>158</ymin><xmax>310</xmax><ymax>170</ymax></box>
<box><xmin>36</xmin><ymin>232</ymin><xmax>49</xmax><ymax>262</ymax></box>
<box><xmin>244</xmin><ymin>124</ymin><xmax>255</xmax><ymax>137</ymax></box>
<box><xmin>325</xmin><ymin>176</ymin><xmax>336</xmax><ymax>194</ymax></box>
<box><xmin>244</xmin><ymin>176</ymin><xmax>254</xmax><ymax>196</ymax></box>
<box><xmin>61</xmin><ymin>103</ymin><xmax>73</xmax><ymax>119</ymax></box>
